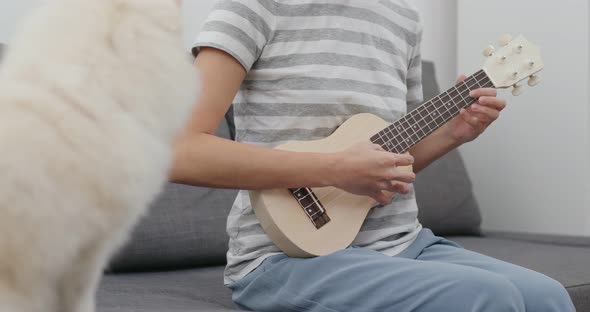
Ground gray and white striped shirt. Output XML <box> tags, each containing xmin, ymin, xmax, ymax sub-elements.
<box><xmin>193</xmin><ymin>0</ymin><xmax>424</xmax><ymax>285</ymax></box>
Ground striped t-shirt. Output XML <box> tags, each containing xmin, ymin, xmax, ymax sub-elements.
<box><xmin>193</xmin><ymin>0</ymin><xmax>424</xmax><ymax>285</ymax></box>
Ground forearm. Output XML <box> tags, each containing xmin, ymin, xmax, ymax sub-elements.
<box><xmin>409</xmin><ymin>124</ymin><xmax>461</xmax><ymax>173</ymax></box>
<box><xmin>171</xmin><ymin>132</ymin><xmax>336</xmax><ymax>190</ymax></box>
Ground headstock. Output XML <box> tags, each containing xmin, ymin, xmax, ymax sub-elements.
<box><xmin>482</xmin><ymin>34</ymin><xmax>544</xmax><ymax>96</ymax></box>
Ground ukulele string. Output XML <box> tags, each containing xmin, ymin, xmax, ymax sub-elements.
<box><xmin>310</xmin><ymin>72</ymin><xmax>495</xmax><ymax>207</ymax></box>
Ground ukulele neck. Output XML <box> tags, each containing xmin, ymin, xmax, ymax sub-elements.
<box><xmin>371</xmin><ymin>70</ymin><xmax>494</xmax><ymax>153</ymax></box>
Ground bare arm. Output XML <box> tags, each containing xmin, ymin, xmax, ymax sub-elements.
<box><xmin>409</xmin><ymin>126</ymin><xmax>460</xmax><ymax>173</ymax></box>
<box><xmin>171</xmin><ymin>48</ymin><xmax>335</xmax><ymax>190</ymax></box>
<box><xmin>170</xmin><ymin>48</ymin><xmax>415</xmax><ymax>204</ymax></box>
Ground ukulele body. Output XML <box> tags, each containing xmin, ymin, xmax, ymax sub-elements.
<box><xmin>249</xmin><ymin>113</ymin><xmax>413</xmax><ymax>258</ymax></box>
<box><xmin>250</xmin><ymin>35</ymin><xmax>545</xmax><ymax>258</ymax></box>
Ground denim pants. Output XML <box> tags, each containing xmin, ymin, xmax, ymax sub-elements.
<box><xmin>229</xmin><ymin>229</ymin><xmax>575</xmax><ymax>312</ymax></box>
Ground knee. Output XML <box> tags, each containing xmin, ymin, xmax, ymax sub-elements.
<box><xmin>519</xmin><ymin>275</ymin><xmax>575</xmax><ymax>312</ymax></box>
<box><xmin>451</xmin><ymin>273</ymin><xmax>525</xmax><ymax>312</ymax></box>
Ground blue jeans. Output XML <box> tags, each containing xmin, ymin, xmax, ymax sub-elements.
<box><xmin>229</xmin><ymin>229</ymin><xmax>574</xmax><ymax>312</ymax></box>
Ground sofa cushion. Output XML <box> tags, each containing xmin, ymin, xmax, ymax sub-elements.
<box><xmin>100</xmin><ymin>237</ymin><xmax>590</xmax><ymax>312</ymax></box>
<box><xmin>450</xmin><ymin>235</ymin><xmax>590</xmax><ymax>311</ymax></box>
<box><xmin>109</xmin><ymin>118</ymin><xmax>238</xmax><ymax>272</ymax></box>
<box><xmin>98</xmin><ymin>266</ymin><xmax>238</xmax><ymax>312</ymax></box>
<box><xmin>412</xmin><ymin>62</ymin><xmax>482</xmax><ymax>235</ymax></box>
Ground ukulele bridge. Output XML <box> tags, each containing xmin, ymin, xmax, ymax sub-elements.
<box><xmin>289</xmin><ymin>188</ymin><xmax>331</xmax><ymax>229</ymax></box>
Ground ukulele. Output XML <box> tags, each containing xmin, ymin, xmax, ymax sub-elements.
<box><xmin>250</xmin><ymin>34</ymin><xmax>544</xmax><ymax>258</ymax></box>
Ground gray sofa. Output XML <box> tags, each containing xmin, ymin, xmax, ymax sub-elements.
<box><xmin>0</xmin><ymin>43</ymin><xmax>588</xmax><ymax>311</ymax></box>
<box><xmin>98</xmin><ymin>61</ymin><xmax>590</xmax><ymax>312</ymax></box>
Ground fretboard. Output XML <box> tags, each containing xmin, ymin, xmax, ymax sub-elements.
<box><xmin>371</xmin><ymin>70</ymin><xmax>494</xmax><ymax>153</ymax></box>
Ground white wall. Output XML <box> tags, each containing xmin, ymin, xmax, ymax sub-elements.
<box><xmin>0</xmin><ymin>1</ymin><xmax>45</xmax><ymax>43</ymax></box>
<box><xmin>458</xmin><ymin>0</ymin><xmax>590</xmax><ymax>236</ymax></box>
<box><xmin>182</xmin><ymin>0</ymin><xmax>216</xmax><ymax>48</ymax></box>
<box><xmin>413</xmin><ymin>0</ymin><xmax>458</xmax><ymax>88</ymax></box>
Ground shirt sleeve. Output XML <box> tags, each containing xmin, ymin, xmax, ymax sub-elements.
<box><xmin>406</xmin><ymin>27</ymin><xmax>424</xmax><ymax>108</ymax></box>
<box><xmin>192</xmin><ymin>0</ymin><xmax>276</xmax><ymax>72</ymax></box>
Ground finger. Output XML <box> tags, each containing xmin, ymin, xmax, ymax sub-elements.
<box><xmin>468</xmin><ymin>105</ymin><xmax>498</xmax><ymax>124</ymax></box>
<box><xmin>384</xmin><ymin>181</ymin><xmax>410</xmax><ymax>194</ymax></box>
<box><xmin>380</xmin><ymin>153</ymin><xmax>413</xmax><ymax>167</ymax></box>
<box><xmin>460</xmin><ymin>109</ymin><xmax>486</xmax><ymax>129</ymax></box>
<box><xmin>383</xmin><ymin>169</ymin><xmax>416</xmax><ymax>183</ymax></box>
<box><xmin>470</xmin><ymin>104</ymin><xmax>500</xmax><ymax>121</ymax></box>
<box><xmin>470</xmin><ymin>88</ymin><xmax>497</xmax><ymax>98</ymax></box>
<box><xmin>477</xmin><ymin>97</ymin><xmax>507</xmax><ymax>111</ymax></box>
<box><xmin>372</xmin><ymin>191</ymin><xmax>393</xmax><ymax>205</ymax></box>
<box><xmin>371</xmin><ymin>143</ymin><xmax>385</xmax><ymax>151</ymax></box>
<box><xmin>456</xmin><ymin>74</ymin><xmax>467</xmax><ymax>84</ymax></box>
<box><xmin>391</xmin><ymin>154</ymin><xmax>414</xmax><ymax>167</ymax></box>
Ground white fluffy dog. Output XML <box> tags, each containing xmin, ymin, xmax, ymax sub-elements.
<box><xmin>0</xmin><ymin>0</ymin><xmax>198</xmax><ymax>311</ymax></box>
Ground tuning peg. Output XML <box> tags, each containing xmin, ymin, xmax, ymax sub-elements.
<box><xmin>498</xmin><ymin>34</ymin><xmax>513</xmax><ymax>47</ymax></box>
<box><xmin>528</xmin><ymin>75</ymin><xmax>541</xmax><ymax>87</ymax></box>
<box><xmin>512</xmin><ymin>84</ymin><xmax>525</xmax><ymax>96</ymax></box>
<box><xmin>483</xmin><ymin>45</ymin><xmax>495</xmax><ymax>57</ymax></box>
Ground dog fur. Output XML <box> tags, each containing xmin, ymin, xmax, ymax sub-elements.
<box><xmin>0</xmin><ymin>0</ymin><xmax>198</xmax><ymax>311</ymax></box>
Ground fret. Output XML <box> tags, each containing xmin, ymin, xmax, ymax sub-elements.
<box><xmin>430</xmin><ymin>105</ymin><xmax>445</xmax><ymax>127</ymax></box>
<box><xmin>409</xmin><ymin>109</ymin><xmax>429</xmax><ymax>146</ymax></box>
<box><xmin>398</xmin><ymin>119</ymin><xmax>414</xmax><ymax>139</ymax></box>
<box><xmin>449</xmin><ymin>86</ymin><xmax>465</xmax><ymax>110</ymax></box>
<box><xmin>372</xmin><ymin>132</ymin><xmax>385</xmax><ymax>147</ymax></box>
<box><xmin>460</xmin><ymin>79</ymin><xmax>478</xmax><ymax>110</ymax></box>
<box><xmin>409</xmin><ymin>118</ymin><xmax>422</xmax><ymax>139</ymax></box>
<box><xmin>396</xmin><ymin>121</ymin><xmax>410</xmax><ymax>144</ymax></box>
<box><xmin>370</xmin><ymin>70</ymin><xmax>494</xmax><ymax>154</ymax></box>
<box><xmin>408</xmin><ymin>112</ymin><xmax>428</xmax><ymax>138</ymax></box>
<box><xmin>392</xmin><ymin>132</ymin><xmax>406</xmax><ymax>152</ymax></box>
<box><xmin>454</xmin><ymin>86</ymin><xmax>468</xmax><ymax>107</ymax></box>
<box><xmin>434</xmin><ymin>97</ymin><xmax>453</xmax><ymax>121</ymax></box>
<box><xmin>459</xmin><ymin>85</ymin><xmax>475</xmax><ymax>109</ymax></box>
<box><xmin>386</xmin><ymin>127</ymin><xmax>402</xmax><ymax>152</ymax></box>
<box><xmin>416</xmin><ymin>105</ymin><xmax>434</xmax><ymax>132</ymax></box>
<box><xmin>483</xmin><ymin>79</ymin><xmax>495</xmax><ymax>88</ymax></box>
<box><xmin>383</xmin><ymin>127</ymin><xmax>396</xmax><ymax>144</ymax></box>
<box><xmin>415</xmin><ymin>112</ymin><xmax>430</xmax><ymax>137</ymax></box>
<box><xmin>395</xmin><ymin>133</ymin><xmax>410</xmax><ymax>153</ymax></box>
<box><xmin>441</xmin><ymin>92</ymin><xmax>457</xmax><ymax>113</ymax></box>
<box><xmin>381</xmin><ymin>128</ymin><xmax>396</xmax><ymax>152</ymax></box>
<box><xmin>389</xmin><ymin>124</ymin><xmax>401</xmax><ymax>140</ymax></box>
<box><xmin>376</xmin><ymin>130</ymin><xmax>388</xmax><ymax>151</ymax></box>
<box><xmin>474</xmin><ymin>75</ymin><xmax>485</xmax><ymax>89</ymax></box>
<box><xmin>448</xmin><ymin>87</ymin><xmax>460</xmax><ymax>101</ymax></box>
<box><xmin>389</xmin><ymin>128</ymin><xmax>403</xmax><ymax>152</ymax></box>
<box><xmin>401</xmin><ymin>117</ymin><xmax>420</xmax><ymax>149</ymax></box>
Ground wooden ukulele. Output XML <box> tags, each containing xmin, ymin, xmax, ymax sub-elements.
<box><xmin>250</xmin><ymin>35</ymin><xmax>544</xmax><ymax>258</ymax></box>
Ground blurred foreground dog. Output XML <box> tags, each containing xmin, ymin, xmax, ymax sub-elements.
<box><xmin>0</xmin><ymin>1</ymin><xmax>198</xmax><ymax>311</ymax></box>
